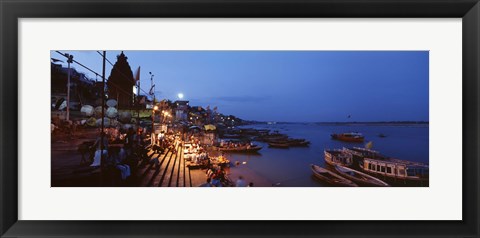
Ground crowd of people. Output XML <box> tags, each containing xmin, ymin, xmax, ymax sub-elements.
<box><xmin>85</xmin><ymin>126</ymin><xmax>150</xmax><ymax>186</ymax></box>
<box><xmin>72</xmin><ymin>122</ymin><xmax>257</xmax><ymax>187</ymax></box>
<box><xmin>149</xmin><ymin>131</ymin><xmax>182</xmax><ymax>169</ymax></box>
<box><xmin>183</xmin><ymin>142</ymin><xmax>209</xmax><ymax>164</ymax></box>
<box><xmin>199</xmin><ymin>171</ymin><xmax>254</xmax><ymax>187</ymax></box>
<box><xmin>219</xmin><ymin>140</ymin><xmax>254</xmax><ymax>148</ymax></box>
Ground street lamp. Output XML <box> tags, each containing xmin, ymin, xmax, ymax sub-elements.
<box><xmin>163</xmin><ymin>111</ymin><xmax>169</xmax><ymax>124</ymax></box>
<box><xmin>151</xmin><ymin>105</ymin><xmax>158</xmax><ymax>146</ymax></box>
<box><xmin>65</xmin><ymin>53</ymin><xmax>74</xmax><ymax>122</ymax></box>
<box><xmin>149</xmin><ymin>72</ymin><xmax>155</xmax><ymax>102</ymax></box>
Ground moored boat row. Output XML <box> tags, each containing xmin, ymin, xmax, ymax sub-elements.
<box><xmin>334</xmin><ymin>164</ymin><xmax>390</xmax><ymax>187</ymax></box>
<box><xmin>331</xmin><ymin>132</ymin><xmax>365</xmax><ymax>142</ymax></box>
<box><xmin>319</xmin><ymin>146</ymin><xmax>429</xmax><ymax>186</ymax></box>
<box><xmin>310</xmin><ymin>164</ymin><xmax>358</xmax><ymax>187</ymax></box>
<box><xmin>268</xmin><ymin>138</ymin><xmax>310</xmax><ymax>148</ymax></box>
<box><xmin>213</xmin><ymin>142</ymin><xmax>263</xmax><ymax>153</ymax></box>
<box><xmin>311</xmin><ymin>163</ymin><xmax>389</xmax><ymax>187</ymax></box>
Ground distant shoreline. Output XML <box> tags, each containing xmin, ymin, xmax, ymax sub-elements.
<box><xmin>244</xmin><ymin>121</ymin><xmax>429</xmax><ymax>126</ymax></box>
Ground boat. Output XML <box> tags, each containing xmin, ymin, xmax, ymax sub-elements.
<box><xmin>343</xmin><ymin>147</ymin><xmax>388</xmax><ymax>160</ymax></box>
<box><xmin>268</xmin><ymin>142</ymin><xmax>290</xmax><ymax>148</ymax></box>
<box><xmin>286</xmin><ymin>139</ymin><xmax>310</xmax><ymax>147</ymax></box>
<box><xmin>336</xmin><ymin>147</ymin><xmax>429</xmax><ymax>185</ymax></box>
<box><xmin>324</xmin><ymin>149</ymin><xmax>354</xmax><ymax>167</ymax></box>
<box><xmin>215</xmin><ymin>144</ymin><xmax>262</xmax><ymax>153</ymax></box>
<box><xmin>359</xmin><ymin>157</ymin><xmax>429</xmax><ymax>184</ymax></box>
<box><xmin>262</xmin><ymin>136</ymin><xmax>289</xmax><ymax>143</ymax></box>
<box><xmin>331</xmin><ymin>132</ymin><xmax>365</xmax><ymax>142</ymax></box>
<box><xmin>291</xmin><ymin>141</ymin><xmax>310</xmax><ymax>147</ymax></box>
<box><xmin>266</xmin><ymin>138</ymin><xmax>310</xmax><ymax>147</ymax></box>
<box><xmin>334</xmin><ymin>165</ymin><xmax>390</xmax><ymax>187</ymax></box>
<box><xmin>256</xmin><ymin>132</ymin><xmax>289</xmax><ymax>142</ymax></box>
<box><xmin>310</xmin><ymin>164</ymin><xmax>358</xmax><ymax>187</ymax></box>
<box><xmin>210</xmin><ymin>155</ymin><xmax>231</xmax><ymax>167</ymax></box>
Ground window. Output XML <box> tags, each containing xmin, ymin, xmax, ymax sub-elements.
<box><xmin>399</xmin><ymin>169</ymin><xmax>405</xmax><ymax>175</ymax></box>
<box><xmin>386</xmin><ymin>167</ymin><xmax>392</xmax><ymax>174</ymax></box>
<box><xmin>381</xmin><ymin>166</ymin><xmax>385</xmax><ymax>172</ymax></box>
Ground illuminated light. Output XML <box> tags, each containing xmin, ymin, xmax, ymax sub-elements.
<box><xmin>178</xmin><ymin>93</ymin><xmax>184</xmax><ymax>99</ymax></box>
<box><xmin>153</xmin><ymin>106</ymin><xmax>158</xmax><ymax>110</ymax></box>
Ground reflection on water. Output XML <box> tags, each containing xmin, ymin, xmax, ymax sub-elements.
<box><xmin>223</xmin><ymin>123</ymin><xmax>428</xmax><ymax>187</ymax></box>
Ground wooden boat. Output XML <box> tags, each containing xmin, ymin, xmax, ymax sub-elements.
<box><xmin>359</xmin><ymin>157</ymin><xmax>429</xmax><ymax>184</ymax></box>
<box><xmin>324</xmin><ymin>149</ymin><xmax>354</xmax><ymax>167</ymax></box>
<box><xmin>310</xmin><ymin>164</ymin><xmax>358</xmax><ymax>187</ymax></box>
<box><xmin>215</xmin><ymin>145</ymin><xmax>262</xmax><ymax>153</ymax></box>
<box><xmin>263</xmin><ymin>136</ymin><xmax>289</xmax><ymax>143</ymax></box>
<box><xmin>288</xmin><ymin>140</ymin><xmax>310</xmax><ymax>147</ymax></box>
<box><xmin>267</xmin><ymin>138</ymin><xmax>310</xmax><ymax>147</ymax></box>
<box><xmin>210</xmin><ymin>155</ymin><xmax>231</xmax><ymax>167</ymax></box>
<box><xmin>256</xmin><ymin>133</ymin><xmax>289</xmax><ymax>142</ymax></box>
<box><xmin>336</xmin><ymin>147</ymin><xmax>429</xmax><ymax>185</ymax></box>
<box><xmin>268</xmin><ymin>142</ymin><xmax>290</xmax><ymax>148</ymax></box>
<box><xmin>334</xmin><ymin>165</ymin><xmax>390</xmax><ymax>187</ymax></box>
<box><xmin>343</xmin><ymin>147</ymin><xmax>388</xmax><ymax>160</ymax></box>
<box><xmin>331</xmin><ymin>132</ymin><xmax>365</xmax><ymax>142</ymax></box>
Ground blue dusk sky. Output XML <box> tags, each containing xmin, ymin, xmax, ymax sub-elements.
<box><xmin>50</xmin><ymin>50</ymin><xmax>429</xmax><ymax>122</ymax></box>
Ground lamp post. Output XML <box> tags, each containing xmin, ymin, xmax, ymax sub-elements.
<box><xmin>149</xmin><ymin>72</ymin><xmax>156</xmax><ymax>146</ymax></box>
<box><xmin>152</xmin><ymin>105</ymin><xmax>158</xmax><ymax>146</ymax></box>
<box><xmin>161</xmin><ymin>111</ymin><xmax>166</xmax><ymax>124</ymax></box>
<box><xmin>65</xmin><ymin>53</ymin><xmax>74</xmax><ymax>122</ymax></box>
<box><xmin>149</xmin><ymin>72</ymin><xmax>155</xmax><ymax>105</ymax></box>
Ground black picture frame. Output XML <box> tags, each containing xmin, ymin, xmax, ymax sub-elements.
<box><xmin>1</xmin><ymin>0</ymin><xmax>479</xmax><ymax>237</ymax></box>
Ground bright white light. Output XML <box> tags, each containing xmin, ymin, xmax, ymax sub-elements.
<box><xmin>178</xmin><ymin>93</ymin><xmax>184</xmax><ymax>99</ymax></box>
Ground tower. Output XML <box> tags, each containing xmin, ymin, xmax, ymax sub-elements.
<box><xmin>106</xmin><ymin>51</ymin><xmax>135</xmax><ymax>109</ymax></box>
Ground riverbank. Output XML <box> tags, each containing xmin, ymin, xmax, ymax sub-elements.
<box><xmin>51</xmin><ymin>126</ymin><xmax>273</xmax><ymax>187</ymax></box>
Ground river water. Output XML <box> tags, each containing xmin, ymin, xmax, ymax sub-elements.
<box><xmin>223</xmin><ymin>123</ymin><xmax>428</xmax><ymax>187</ymax></box>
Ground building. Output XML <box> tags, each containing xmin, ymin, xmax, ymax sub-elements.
<box><xmin>51</xmin><ymin>62</ymin><xmax>97</xmax><ymax>110</ymax></box>
<box><xmin>174</xmin><ymin>100</ymin><xmax>189</xmax><ymax>121</ymax></box>
<box><xmin>106</xmin><ymin>52</ymin><xmax>136</xmax><ymax>109</ymax></box>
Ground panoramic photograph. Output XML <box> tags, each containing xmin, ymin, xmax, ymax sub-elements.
<box><xmin>50</xmin><ymin>50</ymin><xmax>429</xmax><ymax>187</ymax></box>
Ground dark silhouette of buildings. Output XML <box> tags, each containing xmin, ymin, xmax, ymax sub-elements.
<box><xmin>107</xmin><ymin>52</ymin><xmax>136</xmax><ymax>109</ymax></box>
<box><xmin>51</xmin><ymin>62</ymin><xmax>98</xmax><ymax>110</ymax></box>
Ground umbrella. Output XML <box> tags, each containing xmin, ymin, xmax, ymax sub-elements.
<box><xmin>204</xmin><ymin>124</ymin><xmax>216</xmax><ymax>131</ymax></box>
<box><xmin>106</xmin><ymin>107</ymin><xmax>118</xmax><ymax>118</ymax></box>
<box><xmin>118</xmin><ymin>111</ymin><xmax>132</xmax><ymax>123</ymax></box>
<box><xmin>189</xmin><ymin>126</ymin><xmax>202</xmax><ymax>130</ymax></box>
<box><xmin>80</xmin><ymin>105</ymin><xmax>94</xmax><ymax>117</ymax></box>
<box><xmin>106</xmin><ymin>99</ymin><xmax>117</xmax><ymax>107</ymax></box>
